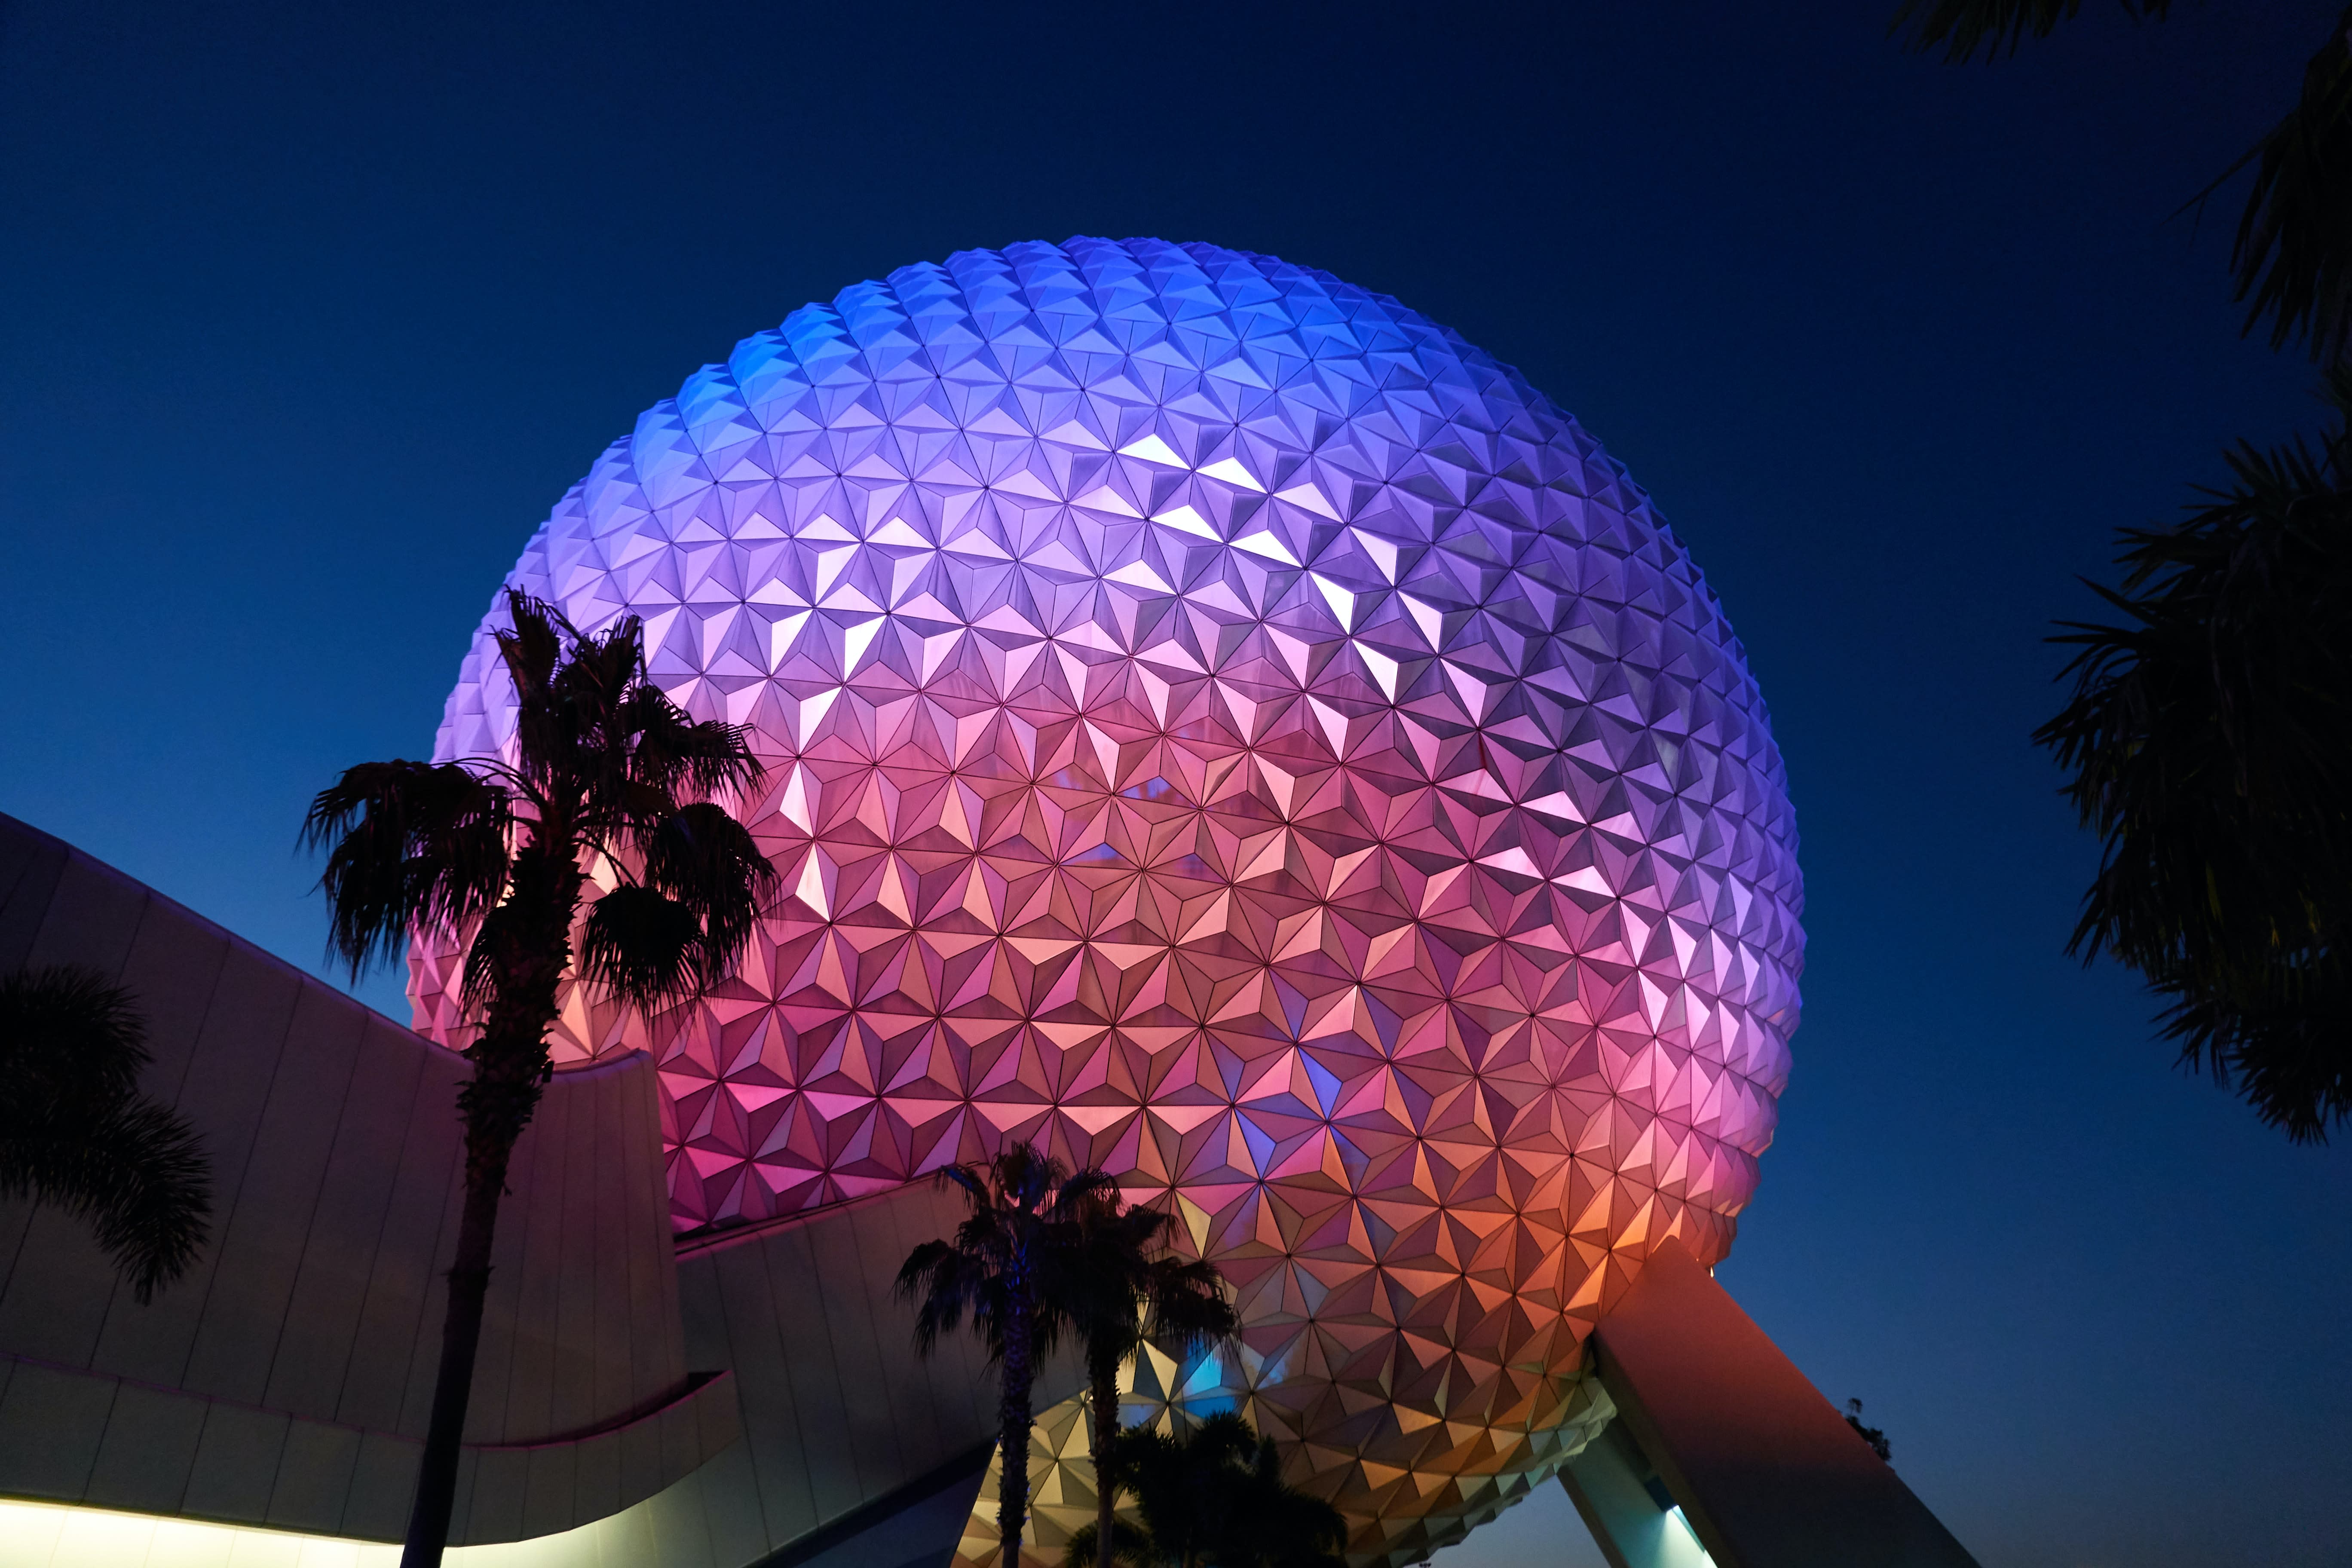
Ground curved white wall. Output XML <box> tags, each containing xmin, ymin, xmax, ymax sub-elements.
<box><xmin>0</xmin><ymin>812</ymin><xmax>737</xmax><ymax>1544</ymax></box>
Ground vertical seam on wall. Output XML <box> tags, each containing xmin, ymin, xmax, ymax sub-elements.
<box><xmin>780</xmin><ymin>1215</ymin><xmax>853</xmax><ymax>1530</ymax></box>
<box><xmin>166</xmin><ymin>959</ymin><xmax>306</xmax><ymax>1392</ymax></box>
<box><xmin>329</xmin><ymin>1026</ymin><xmax>435</xmax><ymax>1435</ymax></box>
<box><xmin>873</xmin><ymin>1194</ymin><xmax>944</xmax><ymax>1468</ymax></box>
<box><xmin>596</xmin><ymin>1069</ymin><xmax>633</xmax><ymax>1458</ymax></box>
<box><xmin>145</xmin><ymin>899</ymin><xmax>227</xmax><ymax>1109</ymax></box>
<box><xmin>497</xmin><ymin>1063</ymin><xmax>569</xmax><ymax>1448</ymax></box>
<box><xmin>741</xmin><ymin>1234</ymin><xmax>798</xmax><ymax>1551</ymax></box>
<box><xmin>170</xmin><ymin>1389</ymin><xmax>214</xmax><ymax>1516</ymax></box>
<box><xmin>252</xmin><ymin>994</ymin><xmax>372</xmax><ymax>1476</ymax></box>
<box><xmin>85</xmin><ymin>897</ymin><xmax>229</xmax><ymax>1376</ymax></box>
<box><xmin>631</xmin><ymin>1057</ymin><xmax>684</xmax><ymax>1386</ymax></box>
<box><xmin>583</xmin><ymin>1069</ymin><xmax>623</xmax><ymax>1531</ymax></box>
<box><xmin>410</xmin><ymin>1069</ymin><xmax>465</xmax><ymax>1447</ymax></box>
<box><xmin>835</xmin><ymin>1205</ymin><xmax>905</xmax><ymax>1497</ymax></box>
<box><xmin>0</xmin><ymin>1178</ymin><xmax>40</xmax><ymax>1307</ymax></box>
<box><xmin>351</xmin><ymin>1033</ymin><xmax>456</xmax><ymax>1452</ymax></box>
<box><xmin>518</xmin><ymin>1062</ymin><xmax>585</xmax><ymax>1536</ymax></box>
<box><xmin>0</xmin><ymin>840</ymin><xmax>68</xmax><ymax>974</ymax></box>
<box><xmin>260</xmin><ymin>1392</ymin><xmax>366</xmax><ymax>1537</ymax></box>
<box><xmin>67</xmin><ymin>1374</ymin><xmax>125</xmax><ymax>1503</ymax></box>
<box><xmin>61</xmin><ymin>888</ymin><xmax>156</xmax><ymax>1358</ymax></box>
<box><xmin>0</xmin><ymin>838</ymin><xmax>53</xmax><ymax>961</ymax></box>
<box><xmin>614</xmin><ymin>1066</ymin><xmax>644</xmax><ymax>1420</ymax></box>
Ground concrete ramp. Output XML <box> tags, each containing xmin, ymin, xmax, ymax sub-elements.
<box><xmin>1564</xmin><ymin>1239</ymin><xmax>1978</xmax><ymax>1568</ymax></box>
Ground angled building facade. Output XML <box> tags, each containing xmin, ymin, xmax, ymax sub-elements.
<box><xmin>1</xmin><ymin>240</ymin><xmax>1975</xmax><ymax>1568</ymax></box>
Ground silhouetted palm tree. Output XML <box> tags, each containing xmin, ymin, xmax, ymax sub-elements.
<box><xmin>1066</xmin><ymin>1413</ymin><xmax>1346</xmax><ymax>1568</ymax></box>
<box><xmin>1220</xmin><ymin>1428</ymin><xmax>1348</xmax><ymax>1568</ymax></box>
<box><xmin>2036</xmin><ymin>379</ymin><xmax>2352</xmax><ymax>1139</ymax></box>
<box><xmin>303</xmin><ymin>588</ymin><xmax>775</xmax><ymax>1568</ymax></box>
<box><xmin>1895</xmin><ymin>1</ymin><xmax>2352</xmax><ymax>364</ymax></box>
<box><xmin>1902</xmin><ymin>3</ymin><xmax>2352</xmax><ymax>1133</ymax></box>
<box><xmin>897</xmin><ymin>1144</ymin><xmax>1120</xmax><ymax>1568</ymax></box>
<box><xmin>0</xmin><ymin>965</ymin><xmax>211</xmax><ymax>1302</ymax></box>
<box><xmin>1069</xmin><ymin>1205</ymin><xmax>1237</xmax><ymax>1568</ymax></box>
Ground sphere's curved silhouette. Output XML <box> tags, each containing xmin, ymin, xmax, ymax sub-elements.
<box><xmin>414</xmin><ymin>237</ymin><xmax>1803</xmax><ymax>1565</ymax></box>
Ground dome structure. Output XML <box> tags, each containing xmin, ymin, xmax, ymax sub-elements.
<box><xmin>413</xmin><ymin>237</ymin><xmax>1803</xmax><ymax>1565</ymax></box>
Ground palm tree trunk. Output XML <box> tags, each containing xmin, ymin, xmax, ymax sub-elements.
<box><xmin>1090</xmin><ymin>1343</ymin><xmax>1121</xmax><ymax>1568</ymax></box>
<box><xmin>398</xmin><ymin>1148</ymin><xmax>508</xmax><ymax>1567</ymax></box>
<box><xmin>998</xmin><ymin>1298</ymin><xmax>1034</xmax><ymax>1568</ymax></box>
<box><xmin>399</xmin><ymin>858</ymin><xmax>569</xmax><ymax>1568</ymax></box>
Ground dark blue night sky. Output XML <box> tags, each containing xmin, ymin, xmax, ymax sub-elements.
<box><xmin>4</xmin><ymin>3</ymin><xmax>2347</xmax><ymax>1563</ymax></box>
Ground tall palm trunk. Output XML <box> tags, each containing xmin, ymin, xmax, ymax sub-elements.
<box><xmin>401</xmin><ymin>1150</ymin><xmax>507</xmax><ymax>1568</ymax></box>
<box><xmin>998</xmin><ymin>1260</ymin><xmax>1035</xmax><ymax>1568</ymax></box>
<box><xmin>399</xmin><ymin>844</ymin><xmax>576</xmax><ymax>1568</ymax></box>
<box><xmin>1088</xmin><ymin>1342</ymin><xmax>1121</xmax><ymax>1568</ymax></box>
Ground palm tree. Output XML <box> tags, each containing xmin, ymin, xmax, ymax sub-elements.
<box><xmin>1903</xmin><ymin>2</ymin><xmax>2352</xmax><ymax>1133</ymax></box>
<box><xmin>1069</xmin><ymin>1206</ymin><xmax>1237</xmax><ymax>1568</ymax></box>
<box><xmin>0</xmin><ymin>964</ymin><xmax>211</xmax><ymax>1302</ymax></box>
<box><xmin>896</xmin><ymin>1144</ymin><xmax>1120</xmax><ymax>1568</ymax></box>
<box><xmin>2035</xmin><ymin>378</ymin><xmax>2352</xmax><ymax>1139</ymax></box>
<box><xmin>1220</xmin><ymin>1427</ymin><xmax>1348</xmax><ymax>1568</ymax></box>
<box><xmin>1065</xmin><ymin>1413</ymin><xmax>1346</xmax><ymax>1568</ymax></box>
<box><xmin>302</xmin><ymin>588</ymin><xmax>775</xmax><ymax>1568</ymax></box>
<box><xmin>1894</xmin><ymin>1</ymin><xmax>2352</xmax><ymax>365</ymax></box>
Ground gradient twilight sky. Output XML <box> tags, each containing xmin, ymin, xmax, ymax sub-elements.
<box><xmin>3</xmin><ymin>2</ymin><xmax>2348</xmax><ymax>1564</ymax></box>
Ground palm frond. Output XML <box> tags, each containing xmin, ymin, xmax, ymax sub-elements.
<box><xmin>453</xmin><ymin>880</ymin><xmax>573</xmax><ymax>1024</ymax></box>
<box><xmin>2213</xmin><ymin>10</ymin><xmax>2352</xmax><ymax>360</ymax></box>
<box><xmin>898</xmin><ymin>1146</ymin><xmax>1119</xmax><ymax>1369</ymax></box>
<box><xmin>1062</xmin><ymin>1521</ymin><xmax>1155</xmax><ymax>1568</ymax></box>
<box><xmin>2156</xmin><ymin>962</ymin><xmax>2352</xmax><ymax>1139</ymax></box>
<box><xmin>61</xmin><ymin>1098</ymin><xmax>214</xmax><ymax>1303</ymax></box>
<box><xmin>989</xmin><ymin>1142</ymin><xmax>1071</xmax><ymax>1213</ymax></box>
<box><xmin>575</xmin><ymin>883</ymin><xmax>704</xmax><ymax>1017</ymax></box>
<box><xmin>495</xmin><ymin>588</ymin><xmax>571</xmax><ymax>704</ymax></box>
<box><xmin>321</xmin><ymin>588</ymin><xmax>773</xmax><ymax>1035</ymax></box>
<box><xmin>0</xmin><ymin>966</ymin><xmax>213</xmax><ymax>1302</ymax></box>
<box><xmin>1061</xmin><ymin>1205</ymin><xmax>1191</xmax><ymax>1363</ymax></box>
<box><xmin>2036</xmin><ymin>377</ymin><xmax>2352</xmax><ymax>1138</ymax></box>
<box><xmin>636</xmin><ymin>802</ymin><xmax>781</xmax><ymax>985</ymax></box>
<box><xmin>1142</xmin><ymin>1255</ymin><xmax>1239</xmax><ymax>1357</ymax></box>
<box><xmin>302</xmin><ymin>759</ymin><xmax>514</xmax><ymax>977</ymax></box>
<box><xmin>1889</xmin><ymin>0</ymin><xmax>2172</xmax><ymax>62</ymax></box>
<box><xmin>563</xmin><ymin>611</ymin><xmax>646</xmax><ymax>720</ymax></box>
<box><xmin>1103</xmin><ymin>1413</ymin><xmax>1345</xmax><ymax>1568</ymax></box>
<box><xmin>496</xmin><ymin>590</ymin><xmax>579</xmax><ymax>785</ymax></box>
<box><xmin>0</xmin><ymin>963</ymin><xmax>147</xmax><ymax>1105</ymax></box>
<box><xmin>1047</xmin><ymin>1163</ymin><xmax>1122</xmax><ymax>1224</ymax></box>
<box><xmin>616</xmin><ymin>685</ymin><xmax>768</xmax><ymax>806</ymax></box>
<box><xmin>896</xmin><ymin>1237</ymin><xmax>989</xmax><ymax>1357</ymax></box>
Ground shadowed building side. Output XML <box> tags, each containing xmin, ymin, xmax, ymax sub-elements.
<box><xmin>0</xmin><ymin>811</ymin><xmax>737</xmax><ymax>1544</ymax></box>
<box><xmin>464</xmin><ymin>1189</ymin><xmax>1083</xmax><ymax>1568</ymax></box>
<box><xmin>0</xmin><ymin>811</ymin><xmax>1077</xmax><ymax>1568</ymax></box>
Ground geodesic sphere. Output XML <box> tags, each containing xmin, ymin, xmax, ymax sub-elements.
<box><xmin>413</xmin><ymin>237</ymin><xmax>1803</xmax><ymax>1564</ymax></box>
